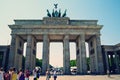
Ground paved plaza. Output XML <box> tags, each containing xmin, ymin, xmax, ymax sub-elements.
<box><xmin>30</xmin><ymin>75</ymin><xmax>120</xmax><ymax>80</ymax></box>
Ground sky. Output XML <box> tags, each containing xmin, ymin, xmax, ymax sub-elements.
<box><xmin>0</xmin><ymin>0</ymin><xmax>120</xmax><ymax>67</ymax></box>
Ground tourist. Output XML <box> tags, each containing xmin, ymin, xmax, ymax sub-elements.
<box><xmin>46</xmin><ymin>69</ymin><xmax>51</xmax><ymax>80</ymax></box>
<box><xmin>0</xmin><ymin>67</ymin><xmax>4</xmax><ymax>80</ymax></box>
<box><xmin>33</xmin><ymin>69</ymin><xmax>37</xmax><ymax>80</ymax></box>
<box><xmin>53</xmin><ymin>71</ymin><xmax>57</xmax><ymax>80</ymax></box>
<box><xmin>18</xmin><ymin>69</ymin><xmax>25</xmax><ymax>80</ymax></box>
<box><xmin>107</xmin><ymin>69</ymin><xmax>110</xmax><ymax>77</ymax></box>
<box><xmin>4</xmin><ymin>71</ymin><xmax>11</xmax><ymax>80</ymax></box>
<box><xmin>9</xmin><ymin>68</ymin><xmax>13</xmax><ymax>80</ymax></box>
<box><xmin>11</xmin><ymin>67</ymin><xmax>17</xmax><ymax>80</ymax></box>
<box><xmin>24</xmin><ymin>70</ymin><xmax>30</xmax><ymax>80</ymax></box>
<box><xmin>36</xmin><ymin>68</ymin><xmax>40</xmax><ymax>80</ymax></box>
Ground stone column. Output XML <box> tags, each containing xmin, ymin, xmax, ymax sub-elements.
<box><xmin>18</xmin><ymin>41</ymin><xmax>24</xmax><ymax>70</ymax></box>
<box><xmin>32</xmin><ymin>38</ymin><xmax>37</xmax><ymax>70</ymax></box>
<box><xmin>63</xmin><ymin>35</ymin><xmax>70</xmax><ymax>75</ymax></box>
<box><xmin>30</xmin><ymin>41</ymin><xmax>35</xmax><ymax>71</ymax></box>
<box><xmin>8</xmin><ymin>34</ymin><xmax>16</xmax><ymax>68</ymax></box>
<box><xmin>76</xmin><ymin>34</ymin><xmax>87</xmax><ymax>74</ymax></box>
<box><xmin>13</xmin><ymin>36</ymin><xmax>24</xmax><ymax>70</ymax></box>
<box><xmin>33</xmin><ymin>48</ymin><xmax>36</xmax><ymax>70</ymax></box>
<box><xmin>14</xmin><ymin>36</ymin><xmax>20</xmax><ymax>70</ymax></box>
<box><xmin>105</xmin><ymin>51</ymin><xmax>109</xmax><ymax>72</ymax></box>
<box><xmin>115</xmin><ymin>52</ymin><xmax>119</xmax><ymax>73</ymax></box>
<box><xmin>76</xmin><ymin>39</ymin><xmax>82</xmax><ymax>74</ymax></box>
<box><xmin>110</xmin><ymin>54</ymin><xmax>113</xmax><ymax>67</ymax></box>
<box><xmin>81</xmin><ymin>34</ymin><xmax>87</xmax><ymax>74</ymax></box>
<box><xmin>30</xmin><ymin>49</ymin><xmax>33</xmax><ymax>70</ymax></box>
<box><xmin>25</xmin><ymin>35</ymin><xmax>32</xmax><ymax>70</ymax></box>
<box><xmin>95</xmin><ymin>34</ymin><xmax>104</xmax><ymax>74</ymax></box>
<box><xmin>14</xmin><ymin>36</ymin><xmax>19</xmax><ymax>70</ymax></box>
<box><xmin>118</xmin><ymin>54</ymin><xmax>120</xmax><ymax>72</ymax></box>
<box><xmin>2</xmin><ymin>51</ymin><xmax>7</xmax><ymax>68</ymax></box>
<box><xmin>42</xmin><ymin>34</ymin><xmax>50</xmax><ymax>75</ymax></box>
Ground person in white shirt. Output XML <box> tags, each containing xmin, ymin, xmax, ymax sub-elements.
<box><xmin>0</xmin><ymin>67</ymin><xmax>4</xmax><ymax>80</ymax></box>
<box><xmin>33</xmin><ymin>69</ymin><xmax>37</xmax><ymax>80</ymax></box>
<box><xmin>53</xmin><ymin>71</ymin><xmax>57</xmax><ymax>80</ymax></box>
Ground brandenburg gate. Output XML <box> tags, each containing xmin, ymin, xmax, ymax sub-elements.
<box><xmin>8</xmin><ymin>5</ymin><xmax>104</xmax><ymax>75</ymax></box>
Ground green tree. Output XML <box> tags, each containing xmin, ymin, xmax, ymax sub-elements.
<box><xmin>36</xmin><ymin>59</ymin><xmax>53</xmax><ymax>68</ymax></box>
<box><xmin>36</xmin><ymin>58</ymin><xmax>42</xmax><ymax>67</ymax></box>
<box><xmin>70</xmin><ymin>58</ymin><xmax>90</xmax><ymax>71</ymax></box>
<box><xmin>86</xmin><ymin>57</ymin><xmax>90</xmax><ymax>70</ymax></box>
<box><xmin>22</xmin><ymin>57</ymin><xmax>54</xmax><ymax>69</ymax></box>
<box><xmin>70</xmin><ymin>60</ymin><xmax>76</xmax><ymax>67</ymax></box>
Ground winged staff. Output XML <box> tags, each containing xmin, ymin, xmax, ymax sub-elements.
<box><xmin>54</xmin><ymin>4</ymin><xmax>58</xmax><ymax>9</ymax></box>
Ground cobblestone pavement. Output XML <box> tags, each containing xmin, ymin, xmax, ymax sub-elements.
<box><xmin>29</xmin><ymin>75</ymin><xmax>120</xmax><ymax>80</ymax></box>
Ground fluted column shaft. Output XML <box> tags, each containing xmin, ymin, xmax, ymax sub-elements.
<box><xmin>30</xmin><ymin>37</ymin><xmax>37</xmax><ymax>71</ymax></box>
<box><xmin>105</xmin><ymin>51</ymin><xmax>109</xmax><ymax>72</ymax></box>
<box><xmin>42</xmin><ymin>34</ymin><xmax>49</xmax><ymax>75</ymax></box>
<box><xmin>115</xmin><ymin>52</ymin><xmax>119</xmax><ymax>73</ymax></box>
<box><xmin>63</xmin><ymin>35</ymin><xmax>70</xmax><ymax>75</ymax></box>
<box><xmin>8</xmin><ymin>34</ymin><xmax>16</xmax><ymax>68</ymax></box>
<box><xmin>76</xmin><ymin>34</ymin><xmax>87</xmax><ymax>74</ymax></box>
<box><xmin>25</xmin><ymin>35</ymin><xmax>32</xmax><ymax>70</ymax></box>
<box><xmin>95</xmin><ymin>34</ymin><xmax>104</xmax><ymax>74</ymax></box>
<box><xmin>81</xmin><ymin>34</ymin><xmax>87</xmax><ymax>74</ymax></box>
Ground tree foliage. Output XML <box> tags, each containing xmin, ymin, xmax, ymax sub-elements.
<box><xmin>70</xmin><ymin>58</ymin><xmax>90</xmax><ymax>70</ymax></box>
<box><xmin>86</xmin><ymin>57</ymin><xmax>90</xmax><ymax>70</ymax></box>
<box><xmin>22</xmin><ymin>57</ymin><xmax>53</xmax><ymax>69</ymax></box>
<box><xmin>36</xmin><ymin>58</ymin><xmax>42</xmax><ymax>67</ymax></box>
<box><xmin>70</xmin><ymin>60</ymin><xmax>76</xmax><ymax>67</ymax></box>
<box><xmin>36</xmin><ymin>58</ymin><xmax>53</xmax><ymax>68</ymax></box>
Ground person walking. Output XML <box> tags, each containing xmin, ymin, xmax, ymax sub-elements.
<box><xmin>0</xmin><ymin>67</ymin><xmax>4</xmax><ymax>80</ymax></box>
<box><xmin>11</xmin><ymin>67</ymin><xmax>17</xmax><ymax>80</ymax></box>
<box><xmin>46</xmin><ymin>69</ymin><xmax>50</xmax><ymax>80</ymax></box>
<box><xmin>18</xmin><ymin>69</ymin><xmax>25</xmax><ymax>80</ymax></box>
<box><xmin>36</xmin><ymin>68</ymin><xmax>40</xmax><ymax>80</ymax></box>
<box><xmin>4</xmin><ymin>71</ymin><xmax>11</xmax><ymax>80</ymax></box>
<box><xmin>107</xmin><ymin>69</ymin><xmax>110</xmax><ymax>77</ymax></box>
<box><xmin>24</xmin><ymin>70</ymin><xmax>30</xmax><ymax>80</ymax></box>
<box><xmin>53</xmin><ymin>71</ymin><xmax>57</xmax><ymax>80</ymax></box>
<box><xmin>9</xmin><ymin>68</ymin><xmax>13</xmax><ymax>80</ymax></box>
<box><xmin>33</xmin><ymin>69</ymin><xmax>37</xmax><ymax>80</ymax></box>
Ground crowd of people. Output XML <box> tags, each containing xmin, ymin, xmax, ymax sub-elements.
<box><xmin>0</xmin><ymin>67</ymin><xmax>33</xmax><ymax>80</ymax></box>
<box><xmin>0</xmin><ymin>67</ymin><xmax>58</xmax><ymax>80</ymax></box>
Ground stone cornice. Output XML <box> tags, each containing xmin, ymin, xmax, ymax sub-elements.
<box><xmin>9</xmin><ymin>25</ymin><xmax>102</xmax><ymax>30</ymax></box>
<box><xmin>12</xmin><ymin>17</ymin><xmax>100</xmax><ymax>26</ymax></box>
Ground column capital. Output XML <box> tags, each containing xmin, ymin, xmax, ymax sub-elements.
<box><xmin>64</xmin><ymin>34</ymin><xmax>69</xmax><ymax>39</ymax></box>
<box><xmin>79</xmin><ymin>34</ymin><xmax>85</xmax><ymax>43</ymax></box>
<box><xmin>10</xmin><ymin>34</ymin><xmax>17</xmax><ymax>40</ymax></box>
